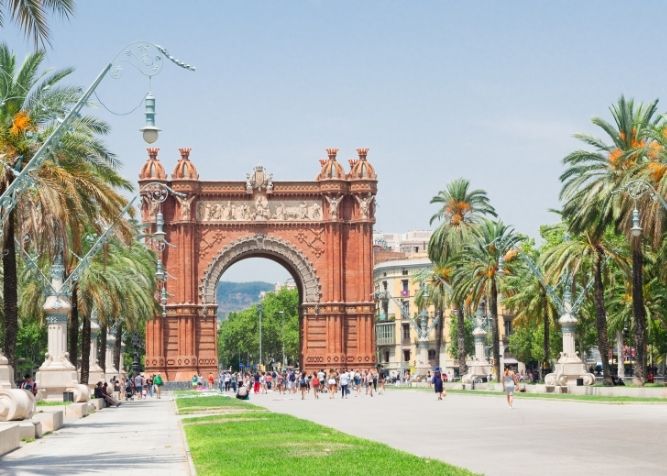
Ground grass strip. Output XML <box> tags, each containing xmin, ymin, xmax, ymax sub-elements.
<box><xmin>36</xmin><ymin>400</ymin><xmax>73</xmax><ymax>407</ymax></box>
<box><xmin>177</xmin><ymin>395</ymin><xmax>475</xmax><ymax>476</ymax></box>
<box><xmin>389</xmin><ymin>386</ymin><xmax>667</xmax><ymax>404</ymax></box>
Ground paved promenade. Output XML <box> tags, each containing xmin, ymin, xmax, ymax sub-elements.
<box><xmin>0</xmin><ymin>397</ymin><xmax>191</xmax><ymax>476</ymax></box>
<box><xmin>254</xmin><ymin>389</ymin><xmax>667</xmax><ymax>476</ymax></box>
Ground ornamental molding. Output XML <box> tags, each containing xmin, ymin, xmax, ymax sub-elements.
<box><xmin>199</xmin><ymin>235</ymin><xmax>322</xmax><ymax>306</ymax></box>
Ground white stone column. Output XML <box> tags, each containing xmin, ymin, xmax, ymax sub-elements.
<box><xmin>463</xmin><ymin>322</ymin><xmax>491</xmax><ymax>383</ymax></box>
<box><xmin>88</xmin><ymin>318</ymin><xmax>106</xmax><ymax>387</ymax></box>
<box><xmin>35</xmin><ymin>255</ymin><xmax>89</xmax><ymax>402</ymax></box>
<box><xmin>616</xmin><ymin>331</ymin><xmax>625</xmax><ymax>380</ymax></box>
<box><xmin>105</xmin><ymin>329</ymin><xmax>119</xmax><ymax>381</ymax></box>
<box><xmin>0</xmin><ymin>352</ymin><xmax>15</xmax><ymax>389</ymax></box>
<box><xmin>544</xmin><ymin>303</ymin><xmax>596</xmax><ymax>387</ymax></box>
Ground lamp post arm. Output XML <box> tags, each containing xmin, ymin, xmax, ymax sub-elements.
<box><xmin>59</xmin><ymin>195</ymin><xmax>139</xmax><ymax>296</ymax></box>
<box><xmin>617</xmin><ymin>178</ymin><xmax>667</xmax><ymax>210</ymax></box>
<box><xmin>15</xmin><ymin>238</ymin><xmax>56</xmax><ymax>295</ymax></box>
<box><xmin>519</xmin><ymin>253</ymin><xmax>563</xmax><ymax>312</ymax></box>
<box><xmin>0</xmin><ymin>41</ymin><xmax>195</xmax><ymax>231</ymax></box>
<box><xmin>0</xmin><ymin>63</ymin><xmax>113</xmax><ymax>227</ymax></box>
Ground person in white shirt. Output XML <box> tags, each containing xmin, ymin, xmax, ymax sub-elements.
<box><xmin>339</xmin><ymin>371</ymin><xmax>350</xmax><ymax>399</ymax></box>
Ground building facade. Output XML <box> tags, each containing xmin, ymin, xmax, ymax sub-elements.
<box><xmin>373</xmin><ymin>231</ymin><xmax>520</xmax><ymax>379</ymax></box>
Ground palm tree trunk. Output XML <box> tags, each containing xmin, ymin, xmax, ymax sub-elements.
<box><xmin>631</xmin><ymin>237</ymin><xmax>647</xmax><ymax>385</ymax></box>
<box><xmin>68</xmin><ymin>285</ymin><xmax>79</xmax><ymax>366</ymax></box>
<box><xmin>435</xmin><ymin>309</ymin><xmax>444</xmax><ymax>369</ymax></box>
<box><xmin>542</xmin><ymin>298</ymin><xmax>549</xmax><ymax>381</ymax></box>
<box><xmin>99</xmin><ymin>324</ymin><xmax>107</xmax><ymax>371</ymax></box>
<box><xmin>490</xmin><ymin>280</ymin><xmax>500</xmax><ymax>381</ymax></box>
<box><xmin>455</xmin><ymin>304</ymin><xmax>467</xmax><ymax>375</ymax></box>
<box><xmin>113</xmin><ymin>322</ymin><xmax>123</xmax><ymax>372</ymax></box>
<box><xmin>593</xmin><ymin>247</ymin><xmax>613</xmax><ymax>385</ymax></box>
<box><xmin>80</xmin><ymin>313</ymin><xmax>91</xmax><ymax>384</ymax></box>
<box><xmin>2</xmin><ymin>209</ymin><xmax>18</xmax><ymax>373</ymax></box>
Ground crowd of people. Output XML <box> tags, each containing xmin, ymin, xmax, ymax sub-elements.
<box><xmin>212</xmin><ymin>368</ymin><xmax>386</xmax><ymax>401</ymax></box>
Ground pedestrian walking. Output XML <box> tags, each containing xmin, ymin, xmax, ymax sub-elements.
<box><xmin>503</xmin><ymin>367</ymin><xmax>515</xmax><ymax>408</ymax></box>
<box><xmin>433</xmin><ymin>368</ymin><xmax>445</xmax><ymax>400</ymax></box>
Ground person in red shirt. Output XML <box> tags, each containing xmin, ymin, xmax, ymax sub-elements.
<box><xmin>207</xmin><ymin>372</ymin><xmax>214</xmax><ymax>390</ymax></box>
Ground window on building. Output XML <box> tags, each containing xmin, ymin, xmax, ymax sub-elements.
<box><xmin>403</xmin><ymin>350</ymin><xmax>411</xmax><ymax>362</ymax></box>
<box><xmin>382</xmin><ymin>281</ymin><xmax>387</xmax><ymax>290</ymax></box>
<box><xmin>504</xmin><ymin>318</ymin><xmax>512</xmax><ymax>338</ymax></box>
<box><xmin>384</xmin><ymin>350</ymin><xmax>390</xmax><ymax>363</ymax></box>
<box><xmin>402</xmin><ymin>323</ymin><xmax>410</xmax><ymax>340</ymax></box>
<box><xmin>402</xmin><ymin>269</ymin><xmax>409</xmax><ymax>276</ymax></box>
<box><xmin>414</xmin><ymin>246</ymin><xmax>419</xmax><ymax>253</ymax></box>
<box><xmin>428</xmin><ymin>349</ymin><xmax>436</xmax><ymax>360</ymax></box>
<box><xmin>401</xmin><ymin>279</ymin><xmax>409</xmax><ymax>297</ymax></box>
<box><xmin>401</xmin><ymin>300</ymin><xmax>409</xmax><ymax>319</ymax></box>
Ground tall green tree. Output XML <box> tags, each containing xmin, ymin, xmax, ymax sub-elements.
<box><xmin>0</xmin><ymin>43</ymin><xmax>131</xmax><ymax>370</ymax></box>
<box><xmin>541</xmin><ymin>226</ymin><xmax>627</xmax><ymax>385</ymax></box>
<box><xmin>503</xmin><ymin>240</ymin><xmax>557</xmax><ymax>380</ymax></box>
<box><xmin>428</xmin><ymin>178</ymin><xmax>496</xmax><ymax>375</ymax></box>
<box><xmin>454</xmin><ymin>219</ymin><xmax>523</xmax><ymax>380</ymax></box>
<box><xmin>218</xmin><ymin>288</ymin><xmax>299</xmax><ymax>370</ymax></box>
<box><xmin>560</xmin><ymin>96</ymin><xmax>661</xmax><ymax>384</ymax></box>
<box><xmin>77</xmin><ymin>238</ymin><xmax>157</xmax><ymax>383</ymax></box>
<box><xmin>414</xmin><ymin>261</ymin><xmax>453</xmax><ymax>370</ymax></box>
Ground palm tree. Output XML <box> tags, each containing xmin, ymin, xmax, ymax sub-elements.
<box><xmin>77</xmin><ymin>238</ymin><xmax>157</xmax><ymax>384</ymax></box>
<box><xmin>428</xmin><ymin>178</ymin><xmax>496</xmax><ymax>375</ymax></box>
<box><xmin>560</xmin><ymin>96</ymin><xmax>661</xmax><ymax>384</ymax></box>
<box><xmin>414</xmin><ymin>260</ymin><xmax>454</xmax><ymax>370</ymax></box>
<box><xmin>541</xmin><ymin>226</ymin><xmax>627</xmax><ymax>385</ymax></box>
<box><xmin>454</xmin><ymin>219</ymin><xmax>523</xmax><ymax>381</ymax></box>
<box><xmin>503</xmin><ymin>242</ymin><xmax>556</xmax><ymax>381</ymax></box>
<box><xmin>0</xmin><ymin>0</ymin><xmax>74</xmax><ymax>48</ymax></box>
<box><xmin>1</xmin><ymin>43</ymin><xmax>131</xmax><ymax>369</ymax></box>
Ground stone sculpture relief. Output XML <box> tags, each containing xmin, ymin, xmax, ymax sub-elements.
<box><xmin>355</xmin><ymin>193</ymin><xmax>375</xmax><ymax>219</ymax></box>
<box><xmin>197</xmin><ymin>199</ymin><xmax>323</xmax><ymax>222</ymax></box>
<box><xmin>176</xmin><ymin>195</ymin><xmax>196</xmax><ymax>220</ymax></box>
<box><xmin>325</xmin><ymin>194</ymin><xmax>343</xmax><ymax>219</ymax></box>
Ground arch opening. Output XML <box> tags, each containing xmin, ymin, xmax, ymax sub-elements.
<box><xmin>202</xmin><ymin>236</ymin><xmax>322</xmax><ymax>371</ymax></box>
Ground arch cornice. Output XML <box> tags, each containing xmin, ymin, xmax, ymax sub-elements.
<box><xmin>199</xmin><ymin>234</ymin><xmax>322</xmax><ymax>306</ymax></box>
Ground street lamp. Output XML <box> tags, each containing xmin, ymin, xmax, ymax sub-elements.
<box><xmin>630</xmin><ymin>205</ymin><xmax>642</xmax><ymax>237</ymax></box>
<box><xmin>0</xmin><ymin>41</ymin><xmax>195</xmax><ymax>231</ymax></box>
<box><xmin>279</xmin><ymin>310</ymin><xmax>286</xmax><ymax>368</ymax></box>
<box><xmin>258</xmin><ymin>292</ymin><xmax>266</xmax><ymax>369</ymax></box>
<box><xmin>140</xmin><ymin>92</ymin><xmax>160</xmax><ymax>144</ymax></box>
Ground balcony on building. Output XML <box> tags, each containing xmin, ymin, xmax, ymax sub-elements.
<box><xmin>376</xmin><ymin>321</ymin><xmax>395</xmax><ymax>346</ymax></box>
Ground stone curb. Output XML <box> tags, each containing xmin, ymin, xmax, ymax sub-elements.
<box><xmin>172</xmin><ymin>395</ymin><xmax>197</xmax><ymax>476</ymax></box>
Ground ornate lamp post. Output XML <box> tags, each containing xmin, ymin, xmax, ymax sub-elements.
<box><xmin>615</xmin><ymin>178</ymin><xmax>667</xmax><ymax>384</ymax></box>
<box><xmin>0</xmin><ymin>41</ymin><xmax>194</xmax><ymax>231</ymax></box>
<box><xmin>462</xmin><ymin>302</ymin><xmax>492</xmax><ymax>383</ymax></box>
<box><xmin>412</xmin><ymin>286</ymin><xmax>439</xmax><ymax>378</ymax></box>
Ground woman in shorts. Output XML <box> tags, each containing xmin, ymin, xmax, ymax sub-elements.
<box><xmin>503</xmin><ymin>367</ymin><xmax>515</xmax><ymax>408</ymax></box>
<box><xmin>328</xmin><ymin>372</ymin><xmax>337</xmax><ymax>399</ymax></box>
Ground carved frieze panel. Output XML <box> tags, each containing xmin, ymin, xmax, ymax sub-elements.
<box><xmin>197</xmin><ymin>196</ymin><xmax>323</xmax><ymax>223</ymax></box>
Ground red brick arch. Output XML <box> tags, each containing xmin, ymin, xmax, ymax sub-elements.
<box><xmin>141</xmin><ymin>148</ymin><xmax>378</xmax><ymax>381</ymax></box>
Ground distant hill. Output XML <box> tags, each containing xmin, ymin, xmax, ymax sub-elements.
<box><xmin>216</xmin><ymin>281</ymin><xmax>274</xmax><ymax>320</ymax></box>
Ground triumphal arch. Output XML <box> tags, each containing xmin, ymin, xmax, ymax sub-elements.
<box><xmin>139</xmin><ymin>147</ymin><xmax>377</xmax><ymax>381</ymax></box>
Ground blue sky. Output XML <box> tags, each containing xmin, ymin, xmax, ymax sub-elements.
<box><xmin>3</xmin><ymin>1</ymin><xmax>666</xmax><ymax>282</ymax></box>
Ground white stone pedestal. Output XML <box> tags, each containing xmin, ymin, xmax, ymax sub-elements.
<box><xmin>35</xmin><ymin>258</ymin><xmax>89</xmax><ymax>403</ymax></box>
<box><xmin>415</xmin><ymin>341</ymin><xmax>431</xmax><ymax>378</ymax></box>
<box><xmin>545</xmin><ymin>312</ymin><xmax>595</xmax><ymax>386</ymax></box>
<box><xmin>0</xmin><ymin>352</ymin><xmax>15</xmax><ymax>389</ymax></box>
<box><xmin>463</xmin><ymin>325</ymin><xmax>492</xmax><ymax>383</ymax></box>
<box><xmin>105</xmin><ymin>329</ymin><xmax>119</xmax><ymax>382</ymax></box>
<box><xmin>87</xmin><ymin>320</ymin><xmax>106</xmax><ymax>387</ymax></box>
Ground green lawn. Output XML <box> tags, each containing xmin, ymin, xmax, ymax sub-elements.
<box><xmin>36</xmin><ymin>400</ymin><xmax>72</xmax><ymax>407</ymax></box>
<box><xmin>177</xmin><ymin>395</ymin><xmax>475</xmax><ymax>476</ymax></box>
<box><xmin>390</xmin><ymin>386</ymin><xmax>667</xmax><ymax>404</ymax></box>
